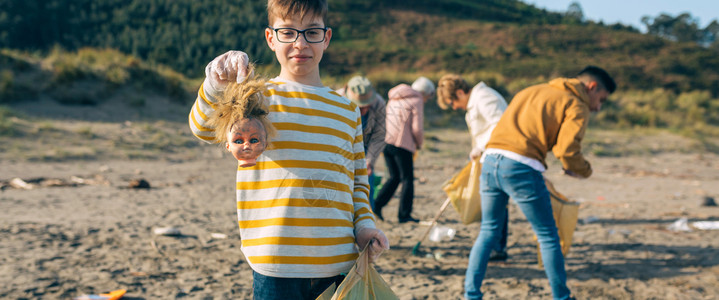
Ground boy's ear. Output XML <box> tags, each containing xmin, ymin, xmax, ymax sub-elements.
<box><xmin>322</xmin><ymin>27</ymin><xmax>332</xmax><ymax>50</ymax></box>
<box><xmin>265</xmin><ymin>27</ymin><xmax>276</xmax><ymax>51</ymax></box>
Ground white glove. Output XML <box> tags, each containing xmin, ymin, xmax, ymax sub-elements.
<box><xmin>204</xmin><ymin>50</ymin><xmax>252</xmax><ymax>92</ymax></box>
<box><xmin>469</xmin><ymin>147</ymin><xmax>483</xmax><ymax>160</ymax></box>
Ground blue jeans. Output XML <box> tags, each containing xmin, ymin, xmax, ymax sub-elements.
<box><xmin>252</xmin><ymin>271</ymin><xmax>344</xmax><ymax>300</ymax></box>
<box><xmin>464</xmin><ymin>154</ymin><xmax>571</xmax><ymax>300</ymax></box>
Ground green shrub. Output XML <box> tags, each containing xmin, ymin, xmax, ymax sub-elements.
<box><xmin>0</xmin><ymin>106</ymin><xmax>20</xmax><ymax>137</ymax></box>
<box><xmin>0</xmin><ymin>69</ymin><xmax>14</xmax><ymax>102</ymax></box>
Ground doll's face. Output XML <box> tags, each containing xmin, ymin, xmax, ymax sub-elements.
<box><xmin>226</xmin><ymin>118</ymin><xmax>267</xmax><ymax>166</ymax></box>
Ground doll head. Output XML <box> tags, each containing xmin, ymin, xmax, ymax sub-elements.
<box><xmin>225</xmin><ymin>117</ymin><xmax>268</xmax><ymax>167</ymax></box>
<box><xmin>208</xmin><ymin>69</ymin><xmax>276</xmax><ymax>167</ymax></box>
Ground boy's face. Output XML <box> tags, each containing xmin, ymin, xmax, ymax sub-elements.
<box><xmin>265</xmin><ymin>14</ymin><xmax>331</xmax><ymax>85</ymax></box>
<box><xmin>226</xmin><ymin>118</ymin><xmax>267</xmax><ymax>165</ymax></box>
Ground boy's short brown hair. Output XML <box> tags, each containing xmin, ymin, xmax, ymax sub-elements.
<box><xmin>267</xmin><ymin>0</ymin><xmax>328</xmax><ymax>25</ymax></box>
<box><xmin>437</xmin><ymin>74</ymin><xmax>471</xmax><ymax>110</ymax></box>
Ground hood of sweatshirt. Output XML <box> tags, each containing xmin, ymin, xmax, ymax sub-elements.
<box><xmin>388</xmin><ymin>83</ymin><xmax>422</xmax><ymax>103</ymax></box>
<box><xmin>548</xmin><ymin>78</ymin><xmax>590</xmax><ymax>106</ymax></box>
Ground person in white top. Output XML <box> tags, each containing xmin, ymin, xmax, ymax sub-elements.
<box><xmin>437</xmin><ymin>74</ymin><xmax>509</xmax><ymax>260</ymax></box>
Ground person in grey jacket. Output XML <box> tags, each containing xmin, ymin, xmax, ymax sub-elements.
<box><xmin>337</xmin><ymin>76</ymin><xmax>386</xmax><ymax>205</ymax></box>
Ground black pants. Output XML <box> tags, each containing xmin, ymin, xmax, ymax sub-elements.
<box><xmin>374</xmin><ymin>144</ymin><xmax>414</xmax><ymax>219</ymax></box>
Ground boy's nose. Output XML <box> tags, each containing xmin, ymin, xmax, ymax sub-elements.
<box><xmin>294</xmin><ymin>35</ymin><xmax>309</xmax><ymax>46</ymax></box>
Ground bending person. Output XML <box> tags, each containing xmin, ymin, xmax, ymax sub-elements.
<box><xmin>437</xmin><ymin>74</ymin><xmax>508</xmax><ymax>261</ymax></box>
<box><xmin>464</xmin><ymin>66</ymin><xmax>616</xmax><ymax>300</ymax></box>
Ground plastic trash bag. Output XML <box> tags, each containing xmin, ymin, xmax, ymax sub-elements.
<box><xmin>428</xmin><ymin>225</ymin><xmax>456</xmax><ymax>242</ymax></box>
<box><xmin>536</xmin><ymin>178</ymin><xmax>580</xmax><ymax>268</ymax></box>
<box><xmin>316</xmin><ymin>243</ymin><xmax>399</xmax><ymax>300</ymax></box>
<box><xmin>316</xmin><ymin>283</ymin><xmax>336</xmax><ymax>300</ymax></box>
<box><xmin>443</xmin><ymin>160</ymin><xmax>482</xmax><ymax>225</ymax></box>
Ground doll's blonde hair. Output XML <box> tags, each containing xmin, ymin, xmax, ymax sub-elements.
<box><xmin>207</xmin><ymin>68</ymin><xmax>276</xmax><ymax>145</ymax></box>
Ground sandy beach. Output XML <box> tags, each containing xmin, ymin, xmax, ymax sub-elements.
<box><xmin>2</xmin><ymin>100</ymin><xmax>719</xmax><ymax>299</ymax></box>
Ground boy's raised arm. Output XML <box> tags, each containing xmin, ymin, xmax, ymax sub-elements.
<box><xmin>189</xmin><ymin>51</ymin><xmax>252</xmax><ymax>143</ymax></box>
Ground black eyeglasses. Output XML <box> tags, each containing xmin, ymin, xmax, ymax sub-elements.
<box><xmin>268</xmin><ymin>26</ymin><xmax>328</xmax><ymax>43</ymax></box>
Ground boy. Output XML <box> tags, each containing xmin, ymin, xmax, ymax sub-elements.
<box><xmin>188</xmin><ymin>1</ymin><xmax>389</xmax><ymax>299</ymax></box>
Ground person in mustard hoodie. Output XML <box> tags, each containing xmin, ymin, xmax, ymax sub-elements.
<box><xmin>463</xmin><ymin>66</ymin><xmax>616</xmax><ymax>300</ymax></box>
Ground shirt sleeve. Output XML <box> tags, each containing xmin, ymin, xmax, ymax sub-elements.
<box><xmin>365</xmin><ymin>97</ymin><xmax>386</xmax><ymax>167</ymax></box>
<box><xmin>553</xmin><ymin>100</ymin><xmax>592</xmax><ymax>178</ymax></box>
<box><xmin>411</xmin><ymin>98</ymin><xmax>424</xmax><ymax>150</ymax></box>
<box><xmin>351</xmin><ymin>108</ymin><xmax>377</xmax><ymax>235</ymax></box>
<box><xmin>473</xmin><ymin>88</ymin><xmax>506</xmax><ymax>152</ymax></box>
<box><xmin>188</xmin><ymin>78</ymin><xmax>222</xmax><ymax>143</ymax></box>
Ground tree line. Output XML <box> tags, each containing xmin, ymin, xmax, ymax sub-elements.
<box><xmin>642</xmin><ymin>13</ymin><xmax>719</xmax><ymax>47</ymax></box>
<box><xmin>0</xmin><ymin>0</ymin><xmax>568</xmax><ymax>78</ymax></box>
<box><xmin>0</xmin><ymin>0</ymin><xmax>717</xmax><ymax>96</ymax></box>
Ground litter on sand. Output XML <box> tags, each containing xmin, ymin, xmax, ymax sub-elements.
<box><xmin>691</xmin><ymin>221</ymin><xmax>719</xmax><ymax>230</ymax></box>
<box><xmin>667</xmin><ymin>217</ymin><xmax>692</xmax><ymax>232</ymax></box>
<box><xmin>428</xmin><ymin>226</ymin><xmax>455</xmax><ymax>242</ymax></box>
<box><xmin>210</xmin><ymin>232</ymin><xmax>228</xmax><ymax>239</ymax></box>
<box><xmin>73</xmin><ymin>289</ymin><xmax>126</xmax><ymax>300</ymax></box>
<box><xmin>153</xmin><ymin>227</ymin><xmax>182</xmax><ymax>236</ymax></box>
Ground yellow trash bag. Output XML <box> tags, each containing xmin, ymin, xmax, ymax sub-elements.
<box><xmin>443</xmin><ymin>160</ymin><xmax>482</xmax><ymax>225</ymax></box>
<box><xmin>316</xmin><ymin>243</ymin><xmax>399</xmax><ymax>300</ymax></box>
<box><xmin>536</xmin><ymin>178</ymin><xmax>580</xmax><ymax>268</ymax></box>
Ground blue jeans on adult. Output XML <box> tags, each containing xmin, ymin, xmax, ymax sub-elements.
<box><xmin>464</xmin><ymin>154</ymin><xmax>571</xmax><ymax>300</ymax></box>
<box><xmin>253</xmin><ymin>271</ymin><xmax>344</xmax><ymax>300</ymax></box>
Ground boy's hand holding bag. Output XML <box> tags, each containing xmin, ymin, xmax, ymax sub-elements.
<box><xmin>316</xmin><ymin>241</ymin><xmax>399</xmax><ymax>300</ymax></box>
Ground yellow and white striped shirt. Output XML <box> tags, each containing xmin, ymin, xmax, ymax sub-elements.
<box><xmin>189</xmin><ymin>77</ymin><xmax>375</xmax><ymax>278</ymax></box>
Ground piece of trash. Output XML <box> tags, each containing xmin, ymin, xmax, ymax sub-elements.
<box><xmin>433</xmin><ymin>251</ymin><xmax>444</xmax><ymax>260</ymax></box>
<box><xmin>667</xmin><ymin>217</ymin><xmax>692</xmax><ymax>232</ymax></box>
<box><xmin>73</xmin><ymin>289</ymin><xmax>126</xmax><ymax>300</ymax></box>
<box><xmin>10</xmin><ymin>178</ymin><xmax>33</xmax><ymax>190</ymax></box>
<box><xmin>692</xmin><ymin>221</ymin><xmax>719</xmax><ymax>230</ymax></box>
<box><xmin>581</xmin><ymin>216</ymin><xmax>600</xmax><ymax>224</ymax></box>
<box><xmin>428</xmin><ymin>225</ymin><xmax>455</xmax><ymax>242</ymax></box>
<box><xmin>210</xmin><ymin>232</ymin><xmax>227</xmax><ymax>239</ymax></box>
<box><xmin>596</xmin><ymin>196</ymin><xmax>606</xmax><ymax>201</ymax></box>
<box><xmin>129</xmin><ymin>179</ymin><xmax>151</xmax><ymax>189</ymax></box>
<box><xmin>153</xmin><ymin>227</ymin><xmax>181</xmax><ymax>236</ymax></box>
<box><xmin>701</xmin><ymin>196</ymin><xmax>717</xmax><ymax>207</ymax></box>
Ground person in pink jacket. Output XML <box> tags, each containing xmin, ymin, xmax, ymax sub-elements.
<box><xmin>373</xmin><ymin>76</ymin><xmax>435</xmax><ymax>223</ymax></box>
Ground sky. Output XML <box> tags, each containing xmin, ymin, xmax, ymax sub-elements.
<box><xmin>523</xmin><ymin>0</ymin><xmax>718</xmax><ymax>31</ymax></box>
